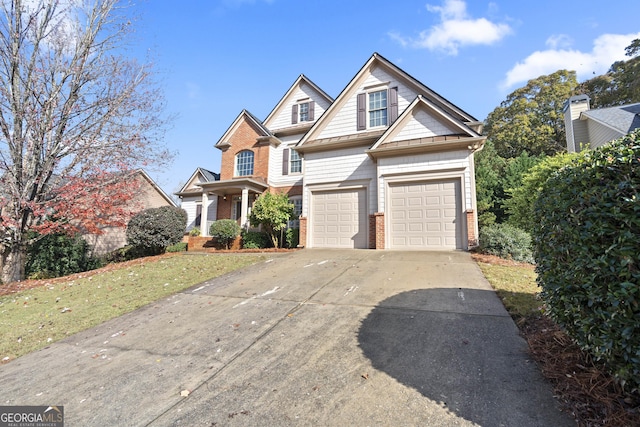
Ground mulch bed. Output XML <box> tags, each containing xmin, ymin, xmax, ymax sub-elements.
<box><xmin>473</xmin><ymin>253</ymin><xmax>640</xmax><ymax>426</ymax></box>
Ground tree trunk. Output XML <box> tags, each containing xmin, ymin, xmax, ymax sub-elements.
<box><xmin>1</xmin><ymin>242</ymin><xmax>27</xmax><ymax>284</ymax></box>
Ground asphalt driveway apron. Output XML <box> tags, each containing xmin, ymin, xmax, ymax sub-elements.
<box><xmin>0</xmin><ymin>250</ymin><xmax>574</xmax><ymax>426</ymax></box>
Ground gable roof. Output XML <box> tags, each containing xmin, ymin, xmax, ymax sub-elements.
<box><xmin>263</xmin><ymin>74</ymin><xmax>334</xmax><ymax>128</ymax></box>
<box><xmin>176</xmin><ymin>167</ymin><xmax>219</xmax><ymax>195</ymax></box>
<box><xmin>581</xmin><ymin>103</ymin><xmax>640</xmax><ymax>134</ymax></box>
<box><xmin>215</xmin><ymin>109</ymin><xmax>272</xmax><ymax>149</ymax></box>
<box><xmin>297</xmin><ymin>52</ymin><xmax>480</xmax><ymax>149</ymax></box>
<box><xmin>367</xmin><ymin>95</ymin><xmax>484</xmax><ymax>158</ymax></box>
<box><xmin>135</xmin><ymin>169</ymin><xmax>178</xmax><ymax>207</ymax></box>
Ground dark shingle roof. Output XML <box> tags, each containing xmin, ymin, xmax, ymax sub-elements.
<box><xmin>582</xmin><ymin>103</ymin><xmax>640</xmax><ymax>134</ymax></box>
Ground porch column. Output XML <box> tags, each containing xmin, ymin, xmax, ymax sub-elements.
<box><xmin>201</xmin><ymin>191</ymin><xmax>209</xmax><ymax>236</ymax></box>
<box><xmin>240</xmin><ymin>188</ymin><xmax>249</xmax><ymax>229</ymax></box>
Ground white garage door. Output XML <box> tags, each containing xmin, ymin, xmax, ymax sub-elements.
<box><xmin>388</xmin><ymin>179</ymin><xmax>462</xmax><ymax>250</ymax></box>
<box><xmin>311</xmin><ymin>189</ymin><xmax>367</xmax><ymax>248</ymax></box>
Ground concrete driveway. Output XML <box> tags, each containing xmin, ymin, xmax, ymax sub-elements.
<box><xmin>0</xmin><ymin>250</ymin><xmax>574</xmax><ymax>426</ymax></box>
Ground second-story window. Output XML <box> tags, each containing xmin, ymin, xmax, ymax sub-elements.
<box><xmin>291</xmin><ymin>101</ymin><xmax>315</xmax><ymax>124</ymax></box>
<box><xmin>290</xmin><ymin>149</ymin><xmax>302</xmax><ymax>174</ymax></box>
<box><xmin>369</xmin><ymin>90</ymin><xmax>388</xmax><ymax>127</ymax></box>
<box><xmin>236</xmin><ymin>150</ymin><xmax>254</xmax><ymax>176</ymax></box>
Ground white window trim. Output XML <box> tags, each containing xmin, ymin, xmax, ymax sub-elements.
<box><xmin>289</xmin><ymin>149</ymin><xmax>302</xmax><ymax>175</ymax></box>
<box><xmin>368</xmin><ymin>89</ymin><xmax>388</xmax><ymax>128</ymax></box>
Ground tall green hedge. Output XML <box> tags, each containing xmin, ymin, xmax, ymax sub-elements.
<box><xmin>532</xmin><ymin>129</ymin><xmax>640</xmax><ymax>389</ymax></box>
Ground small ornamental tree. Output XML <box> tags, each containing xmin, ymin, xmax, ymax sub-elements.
<box><xmin>126</xmin><ymin>206</ymin><xmax>187</xmax><ymax>255</ymax></box>
<box><xmin>209</xmin><ymin>219</ymin><xmax>242</xmax><ymax>249</ymax></box>
<box><xmin>533</xmin><ymin>129</ymin><xmax>640</xmax><ymax>389</ymax></box>
<box><xmin>249</xmin><ymin>193</ymin><xmax>295</xmax><ymax>248</ymax></box>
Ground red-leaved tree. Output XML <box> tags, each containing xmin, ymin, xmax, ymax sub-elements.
<box><xmin>0</xmin><ymin>0</ymin><xmax>171</xmax><ymax>283</ymax></box>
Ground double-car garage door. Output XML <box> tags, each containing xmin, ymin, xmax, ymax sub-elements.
<box><xmin>310</xmin><ymin>178</ymin><xmax>462</xmax><ymax>250</ymax></box>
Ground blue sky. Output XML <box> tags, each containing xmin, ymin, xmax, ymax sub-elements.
<box><xmin>132</xmin><ymin>0</ymin><xmax>640</xmax><ymax>197</ymax></box>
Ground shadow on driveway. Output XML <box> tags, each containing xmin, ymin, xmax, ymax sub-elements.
<box><xmin>357</xmin><ymin>288</ymin><xmax>573</xmax><ymax>427</ymax></box>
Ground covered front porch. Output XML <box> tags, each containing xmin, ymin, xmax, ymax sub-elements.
<box><xmin>197</xmin><ymin>178</ymin><xmax>268</xmax><ymax>236</ymax></box>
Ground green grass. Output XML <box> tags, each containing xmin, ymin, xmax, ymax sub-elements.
<box><xmin>0</xmin><ymin>253</ymin><xmax>266</xmax><ymax>362</ymax></box>
<box><xmin>476</xmin><ymin>262</ymin><xmax>542</xmax><ymax>321</ymax></box>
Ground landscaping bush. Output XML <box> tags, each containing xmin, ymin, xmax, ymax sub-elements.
<box><xmin>26</xmin><ymin>233</ymin><xmax>104</xmax><ymax>279</ymax></box>
<box><xmin>188</xmin><ymin>227</ymin><xmax>201</xmax><ymax>237</ymax></box>
<box><xmin>166</xmin><ymin>242</ymin><xmax>187</xmax><ymax>252</ymax></box>
<box><xmin>209</xmin><ymin>219</ymin><xmax>241</xmax><ymax>249</ymax></box>
<box><xmin>478</xmin><ymin>223</ymin><xmax>534</xmax><ymax>263</ymax></box>
<box><xmin>126</xmin><ymin>206</ymin><xmax>187</xmax><ymax>255</ymax></box>
<box><xmin>532</xmin><ymin>129</ymin><xmax>640</xmax><ymax>390</ymax></box>
<box><xmin>249</xmin><ymin>192</ymin><xmax>295</xmax><ymax>248</ymax></box>
<box><xmin>241</xmin><ymin>230</ymin><xmax>270</xmax><ymax>249</ymax></box>
<box><xmin>286</xmin><ymin>227</ymin><xmax>299</xmax><ymax>249</ymax></box>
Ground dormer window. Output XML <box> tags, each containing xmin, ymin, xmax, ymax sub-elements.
<box><xmin>292</xmin><ymin>101</ymin><xmax>315</xmax><ymax>124</ymax></box>
<box><xmin>235</xmin><ymin>150</ymin><xmax>254</xmax><ymax>176</ymax></box>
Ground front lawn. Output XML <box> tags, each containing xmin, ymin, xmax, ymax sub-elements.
<box><xmin>0</xmin><ymin>253</ymin><xmax>266</xmax><ymax>362</ymax></box>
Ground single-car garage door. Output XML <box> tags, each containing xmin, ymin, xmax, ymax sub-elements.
<box><xmin>388</xmin><ymin>179</ymin><xmax>462</xmax><ymax>250</ymax></box>
<box><xmin>311</xmin><ymin>189</ymin><xmax>367</xmax><ymax>248</ymax></box>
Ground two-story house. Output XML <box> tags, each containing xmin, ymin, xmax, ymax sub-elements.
<box><xmin>177</xmin><ymin>53</ymin><xmax>486</xmax><ymax>251</ymax></box>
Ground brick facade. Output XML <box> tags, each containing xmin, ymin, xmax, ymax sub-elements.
<box><xmin>299</xmin><ymin>216</ymin><xmax>307</xmax><ymax>247</ymax></box>
<box><xmin>374</xmin><ymin>213</ymin><xmax>385</xmax><ymax>249</ymax></box>
<box><xmin>219</xmin><ymin>119</ymin><xmax>270</xmax><ymax>181</ymax></box>
<box><xmin>466</xmin><ymin>209</ymin><xmax>478</xmax><ymax>248</ymax></box>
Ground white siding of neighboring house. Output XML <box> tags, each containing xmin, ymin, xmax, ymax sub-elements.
<box><xmin>268</xmin><ymin>133</ymin><xmax>305</xmax><ymax>189</ymax></box>
<box><xmin>392</xmin><ymin>109</ymin><xmax>458</xmax><ymax>142</ymax></box>
<box><xmin>181</xmin><ymin>195</ymin><xmax>217</xmax><ymax>232</ymax></box>
<box><xmin>586</xmin><ymin>120</ymin><xmax>624</xmax><ymax>150</ymax></box>
<box><xmin>265</xmin><ymin>82</ymin><xmax>331</xmax><ymax>130</ymax></box>
<box><xmin>303</xmin><ymin>146</ymin><xmax>377</xmax><ymax>216</ymax></box>
<box><xmin>376</xmin><ymin>150</ymin><xmax>473</xmax><ymax>214</ymax></box>
<box><xmin>317</xmin><ymin>67</ymin><xmax>415</xmax><ymax>140</ymax></box>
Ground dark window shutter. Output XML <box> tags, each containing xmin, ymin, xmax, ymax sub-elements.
<box><xmin>282</xmin><ymin>148</ymin><xmax>289</xmax><ymax>175</ymax></box>
<box><xmin>291</xmin><ymin>104</ymin><xmax>298</xmax><ymax>124</ymax></box>
<box><xmin>357</xmin><ymin>93</ymin><xmax>366</xmax><ymax>130</ymax></box>
<box><xmin>389</xmin><ymin>87</ymin><xmax>398</xmax><ymax>123</ymax></box>
<box><xmin>309</xmin><ymin>101</ymin><xmax>315</xmax><ymax>121</ymax></box>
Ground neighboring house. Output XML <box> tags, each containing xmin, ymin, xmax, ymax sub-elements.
<box><xmin>564</xmin><ymin>95</ymin><xmax>640</xmax><ymax>152</ymax></box>
<box><xmin>84</xmin><ymin>169</ymin><xmax>177</xmax><ymax>255</ymax></box>
<box><xmin>178</xmin><ymin>53</ymin><xmax>486</xmax><ymax>250</ymax></box>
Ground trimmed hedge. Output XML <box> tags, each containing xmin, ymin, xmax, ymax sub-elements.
<box><xmin>126</xmin><ymin>206</ymin><xmax>187</xmax><ymax>255</ymax></box>
<box><xmin>532</xmin><ymin>129</ymin><xmax>640</xmax><ymax>389</ymax></box>
<box><xmin>241</xmin><ymin>230</ymin><xmax>271</xmax><ymax>249</ymax></box>
<box><xmin>478</xmin><ymin>223</ymin><xmax>534</xmax><ymax>263</ymax></box>
<box><xmin>209</xmin><ymin>219</ymin><xmax>241</xmax><ymax>249</ymax></box>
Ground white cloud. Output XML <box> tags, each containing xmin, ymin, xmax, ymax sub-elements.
<box><xmin>501</xmin><ymin>32</ymin><xmax>640</xmax><ymax>89</ymax></box>
<box><xmin>389</xmin><ymin>0</ymin><xmax>512</xmax><ymax>55</ymax></box>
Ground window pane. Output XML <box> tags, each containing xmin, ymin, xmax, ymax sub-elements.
<box><xmin>290</xmin><ymin>149</ymin><xmax>302</xmax><ymax>173</ymax></box>
<box><xmin>299</xmin><ymin>102</ymin><xmax>309</xmax><ymax>122</ymax></box>
<box><xmin>236</xmin><ymin>150</ymin><xmax>254</xmax><ymax>176</ymax></box>
<box><xmin>369</xmin><ymin>90</ymin><xmax>387</xmax><ymax>127</ymax></box>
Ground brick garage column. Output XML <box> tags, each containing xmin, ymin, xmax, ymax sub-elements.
<box><xmin>299</xmin><ymin>216</ymin><xmax>307</xmax><ymax>248</ymax></box>
<box><xmin>374</xmin><ymin>212</ymin><xmax>385</xmax><ymax>249</ymax></box>
<box><xmin>466</xmin><ymin>209</ymin><xmax>478</xmax><ymax>248</ymax></box>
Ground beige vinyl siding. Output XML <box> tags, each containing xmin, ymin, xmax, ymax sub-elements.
<box><xmin>586</xmin><ymin>120</ymin><xmax>624</xmax><ymax>149</ymax></box>
<box><xmin>268</xmin><ymin>134</ymin><xmax>304</xmax><ymax>187</ymax></box>
<box><xmin>302</xmin><ymin>146</ymin><xmax>376</xmax><ymax>217</ymax></box>
<box><xmin>317</xmin><ymin>67</ymin><xmax>414</xmax><ymax>140</ymax></box>
<box><xmin>377</xmin><ymin>150</ymin><xmax>473</xmax><ymax>213</ymax></box>
<box><xmin>265</xmin><ymin>82</ymin><xmax>331</xmax><ymax>130</ymax></box>
<box><xmin>391</xmin><ymin>109</ymin><xmax>458</xmax><ymax>141</ymax></box>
